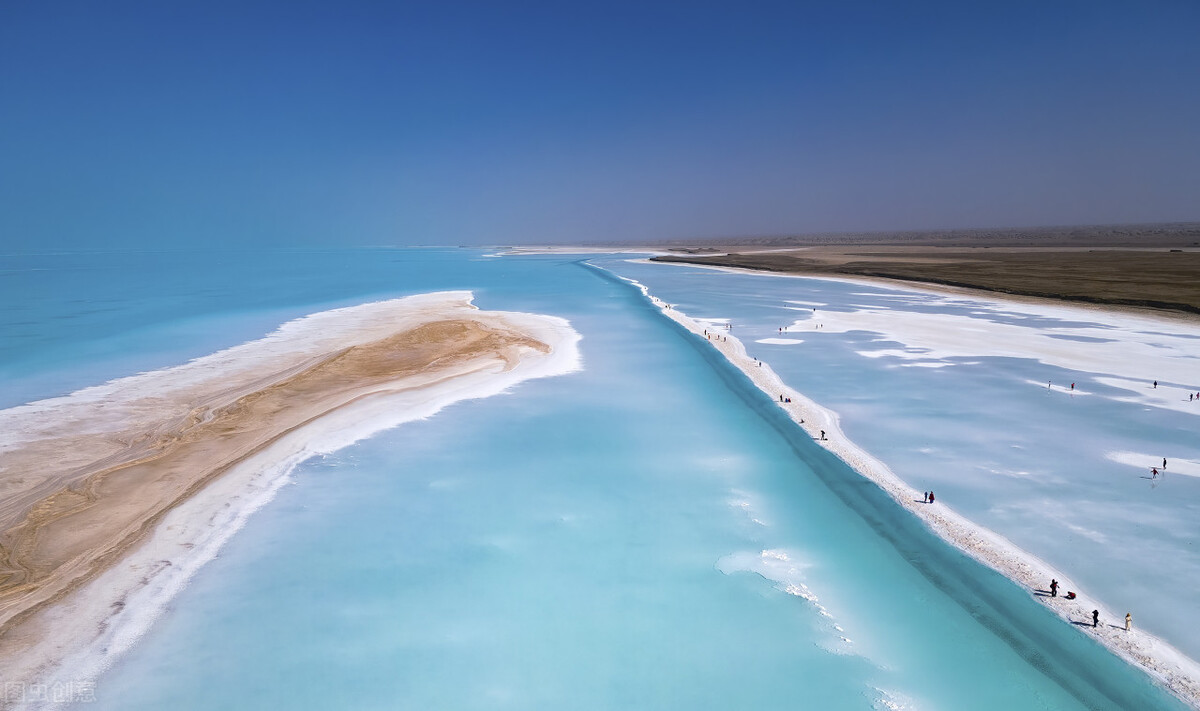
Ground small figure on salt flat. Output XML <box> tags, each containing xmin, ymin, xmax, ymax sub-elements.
<box><xmin>1092</xmin><ymin>610</ymin><xmax>1099</xmax><ymax>628</ymax></box>
<box><xmin>1050</xmin><ymin>579</ymin><xmax>1058</xmax><ymax>597</ymax></box>
<box><xmin>1125</xmin><ymin>613</ymin><xmax>1132</xmax><ymax>632</ymax></box>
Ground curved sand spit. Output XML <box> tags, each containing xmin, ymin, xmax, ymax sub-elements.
<box><xmin>0</xmin><ymin>291</ymin><xmax>580</xmax><ymax>703</ymax></box>
<box><xmin>615</xmin><ymin>268</ymin><xmax>1200</xmax><ymax>710</ymax></box>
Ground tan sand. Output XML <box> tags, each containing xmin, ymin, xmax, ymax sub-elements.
<box><xmin>0</xmin><ymin>292</ymin><xmax>580</xmax><ymax>701</ymax></box>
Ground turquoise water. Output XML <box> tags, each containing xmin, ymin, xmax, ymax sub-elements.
<box><xmin>605</xmin><ymin>257</ymin><xmax>1200</xmax><ymax>661</ymax></box>
<box><xmin>0</xmin><ymin>249</ymin><xmax>1188</xmax><ymax>709</ymax></box>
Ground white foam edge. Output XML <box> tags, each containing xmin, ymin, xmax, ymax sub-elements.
<box><xmin>9</xmin><ymin>301</ymin><xmax>582</xmax><ymax>708</ymax></box>
<box><xmin>756</xmin><ymin>338</ymin><xmax>805</xmax><ymax>345</ymax></box>
<box><xmin>599</xmin><ymin>262</ymin><xmax>1200</xmax><ymax>709</ymax></box>
<box><xmin>1106</xmin><ymin>451</ymin><xmax>1200</xmax><ymax>478</ymax></box>
<box><xmin>0</xmin><ymin>291</ymin><xmax>502</xmax><ymax>448</ymax></box>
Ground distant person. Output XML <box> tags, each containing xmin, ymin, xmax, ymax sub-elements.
<box><xmin>1163</xmin><ymin>458</ymin><xmax>1167</xmax><ymax>469</ymax></box>
<box><xmin>1125</xmin><ymin>613</ymin><xmax>1132</xmax><ymax>632</ymax></box>
<box><xmin>923</xmin><ymin>491</ymin><xmax>929</xmax><ymax>503</ymax></box>
<box><xmin>1092</xmin><ymin>610</ymin><xmax>1099</xmax><ymax>627</ymax></box>
<box><xmin>1153</xmin><ymin>380</ymin><xmax>1158</xmax><ymax>388</ymax></box>
<box><xmin>819</xmin><ymin>430</ymin><xmax>826</xmax><ymax>440</ymax></box>
<box><xmin>1151</xmin><ymin>467</ymin><xmax>1158</xmax><ymax>478</ymax></box>
<box><xmin>1065</xmin><ymin>591</ymin><xmax>1076</xmax><ymax>600</ymax></box>
<box><xmin>1070</xmin><ymin>383</ymin><xmax>1075</xmax><ymax>391</ymax></box>
<box><xmin>1050</xmin><ymin>579</ymin><xmax>1058</xmax><ymax>597</ymax></box>
<box><xmin>928</xmin><ymin>491</ymin><xmax>935</xmax><ymax>504</ymax></box>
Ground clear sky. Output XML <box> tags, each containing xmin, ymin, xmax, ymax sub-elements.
<box><xmin>2</xmin><ymin>1</ymin><xmax>1198</xmax><ymax>249</ymax></box>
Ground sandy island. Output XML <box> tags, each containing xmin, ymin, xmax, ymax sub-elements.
<box><xmin>610</xmin><ymin>263</ymin><xmax>1200</xmax><ymax>710</ymax></box>
<box><xmin>0</xmin><ymin>292</ymin><xmax>580</xmax><ymax>702</ymax></box>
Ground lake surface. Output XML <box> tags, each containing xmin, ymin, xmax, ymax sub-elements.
<box><xmin>1</xmin><ymin>248</ymin><xmax>1189</xmax><ymax>709</ymax></box>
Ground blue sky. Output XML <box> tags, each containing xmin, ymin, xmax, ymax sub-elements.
<box><xmin>2</xmin><ymin>1</ymin><xmax>1198</xmax><ymax>248</ymax></box>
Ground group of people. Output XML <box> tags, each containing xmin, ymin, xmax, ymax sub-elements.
<box><xmin>1147</xmin><ymin>377</ymin><xmax>1200</xmax><ymax>401</ymax></box>
<box><xmin>1049</xmin><ymin>579</ymin><xmax>1133</xmax><ymax>632</ymax></box>
<box><xmin>922</xmin><ymin>491</ymin><xmax>935</xmax><ymax>504</ymax></box>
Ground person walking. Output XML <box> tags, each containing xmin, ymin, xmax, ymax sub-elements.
<box><xmin>1163</xmin><ymin>458</ymin><xmax>1167</xmax><ymax>469</ymax></box>
<box><xmin>928</xmin><ymin>491</ymin><xmax>935</xmax><ymax>504</ymax></box>
<box><xmin>1125</xmin><ymin>613</ymin><xmax>1132</xmax><ymax>632</ymax></box>
<box><xmin>1050</xmin><ymin>579</ymin><xmax>1058</xmax><ymax>597</ymax></box>
<box><xmin>1092</xmin><ymin>610</ymin><xmax>1099</xmax><ymax>627</ymax></box>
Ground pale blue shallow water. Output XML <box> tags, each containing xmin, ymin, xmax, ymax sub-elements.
<box><xmin>0</xmin><ymin>249</ymin><xmax>1190</xmax><ymax>709</ymax></box>
<box><xmin>604</xmin><ymin>257</ymin><xmax>1200</xmax><ymax>662</ymax></box>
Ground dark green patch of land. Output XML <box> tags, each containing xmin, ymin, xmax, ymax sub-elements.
<box><xmin>646</xmin><ymin>223</ymin><xmax>1200</xmax><ymax>317</ymax></box>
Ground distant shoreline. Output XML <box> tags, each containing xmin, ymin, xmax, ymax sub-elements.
<box><xmin>516</xmin><ymin>223</ymin><xmax>1200</xmax><ymax>318</ymax></box>
<box><xmin>649</xmin><ymin>245</ymin><xmax>1200</xmax><ymax>319</ymax></box>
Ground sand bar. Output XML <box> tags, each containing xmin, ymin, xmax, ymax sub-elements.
<box><xmin>608</xmin><ymin>264</ymin><xmax>1200</xmax><ymax>709</ymax></box>
<box><xmin>0</xmin><ymin>291</ymin><xmax>580</xmax><ymax>703</ymax></box>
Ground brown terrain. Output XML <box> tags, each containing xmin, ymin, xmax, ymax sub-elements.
<box><xmin>0</xmin><ymin>318</ymin><xmax>547</xmax><ymax>642</ymax></box>
<box><xmin>646</xmin><ymin>222</ymin><xmax>1200</xmax><ymax>317</ymax></box>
